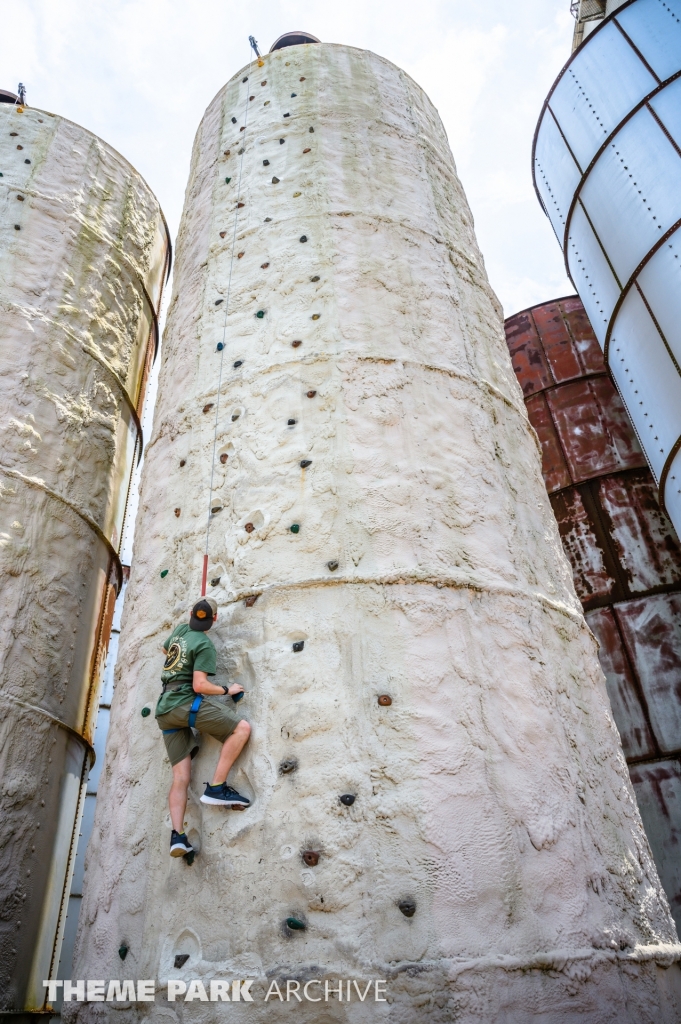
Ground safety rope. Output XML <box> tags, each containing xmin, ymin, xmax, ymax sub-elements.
<box><xmin>201</xmin><ymin>44</ymin><xmax>256</xmax><ymax>595</ymax></box>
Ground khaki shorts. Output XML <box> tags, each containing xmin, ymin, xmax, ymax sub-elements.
<box><xmin>156</xmin><ymin>696</ymin><xmax>242</xmax><ymax>766</ymax></box>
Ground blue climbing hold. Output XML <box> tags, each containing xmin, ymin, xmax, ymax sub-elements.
<box><xmin>256</xmin><ymin>310</ymin><xmax>265</xmax><ymax>319</ymax></box>
<box><xmin>217</xmin><ymin>342</ymin><xmax>224</xmax><ymax>351</ymax></box>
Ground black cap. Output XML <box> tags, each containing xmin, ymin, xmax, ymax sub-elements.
<box><xmin>189</xmin><ymin>598</ymin><xmax>217</xmax><ymax>632</ymax></box>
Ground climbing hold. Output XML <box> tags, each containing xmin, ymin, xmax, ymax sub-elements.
<box><xmin>256</xmin><ymin>310</ymin><xmax>265</xmax><ymax>318</ymax></box>
<box><xmin>311</xmin><ymin>314</ymin><xmax>320</xmax><ymax>320</ymax></box>
<box><xmin>292</xmin><ymin>340</ymin><xmax>302</xmax><ymax>348</ymax></box>
<box><xmin>261</xmin><ymin>80</ymin><xmax>267</xmax><ymax>86</ymax></box>
<box><xmin>272</xmin><ymin>176</ymin><xmax>280</xmax><ymax>184</ymax></box>
<box><xmin>290</xmin><ymin>524</ymin><xmax>300</xmax><ymax>533</ymax></box>
<box><xmin>232</xmin><ymin>691</ymin><xmax>244</xmax><ymax>703</ymax></box>
<box><xmin>160</xmin><ymin>569</ymin><xmax>169</xmax><ymax>578</ymax></box>
<box><xmin>309</xmin><ymin>127</ymin><xmax>314</xmax><ymax>133</ymax></box>
<box><xmin>292</xmin><ymin>641</ymin><xmax>305</xmax><ymax>652</ymax></box>
<box><xmin>264</xmin><ymin>217</ymin><xmax>272</xmax><ymax>222</ymax></box>
<box><xmin>174</xmin><ymin>508</ymin><xmax>181</xmax><ymax>517</ymax></box>
<box><xmin>306</xmin><ymin>390</ymin><xmax>316</xmax><ymax>398</ymax></box>
<box><xmin>231</xmin><ymin>116</ymin><xmax>237</xmax><ymax>123</ymax></box>
<box><xmin>203</xmin><ymin>403</ymin><xmax>214</xmax><ymax>413</ymax></box>
<box><xmin>180</xmin><ymin>459</ymin><xmax>186</xmax><ymax>467</ymax></box>
<box><xmin>263</xmin><ymin>159</ymin><xmax>270</xmax><ymax>165</ymax></box>
<box><xmin>210</xmin><ymin>576</ymin><xmax>221</xmax><ymax>586</ymax></box>
<box><xmin>293</xmin><ymin>191</ymin><xmax>301</xmax><ymax>197</ymax></box>
<box><xmin>219</xmin><ymin>231</ymin><xmax>226</xmax><ymax>238</ymax></box>
<box><xmin>340</xmin><ymin>794</ymin><xmax>355</xmax><ymax>806</ymax></box>
<box><xmin>261</xmin><ymin>262</ymin><xmax>269</xmax><ymax>269</ymax></box>
<box><xmin>225</xmin><ymin>177</ymin><xmax>231</xmax><ymax>183</ymax></box>
<box><xmin>291</xmin><ymin>93</ymin><xmax>297</xmax><ymax>98</ymax></box>
<box><xmin>219</xmin><ymin>453</ymin><xmax>228</xmax><ymax>464</ymax></box>
<box><xmin>378</xmin><ymin>694</ymin><xmax>392</xmax><ymax>706</ymax></box>
<box><xmin>398</xmin><ymin>900</ymin><xmax>416</xmax><ymax>918</ymax></box>
<box><xmin>216</xmin><ymin>342</ymin><xmax>224</xmax><ymax>351</ymax></box>
<box><xmin>237</xmin><ymin>202</ymin><xmax>245</xmax><ymax>208</ymax></box>
<box><xmin>141</xmin><ymin>707</ymin><xmax>151</xmax><ymax>718</ymax></box>
<box><xmin>279</xmin><ymin>758</ymin><xmax>297</xmax><ymax>774</ymax></box>
<box><xmin>249</xmin><ymin>95</ymin><xmax>254</xmax><ymax>101</ymax></box>
<box><xmin>224</xmin><ymin>149</ymin><xmax>230</xmax><ymax>156</ymax></box>
<box><xmin>238</xmin><ymin>148</ymin><xmax>244</xmax><ymax>154</ymax></box>
<box><xmin>303</xmin><ymin>148</ymin><xmax>311</xmax><ymax>154</ymax></box>
<box><xmin>327</xmin><ymin>560</ymin><xmax>339</xmax><ymax>571</ymax></box>
<box><xmin>233</xmin><ymin>360</ymin><xmax>243</xmax><ymax>368</ymax></box>
<box><xmin>9</xmin><ymin>132</ymin><xmax>17</xmax><ymax>136</ymax></box>
<box><xmin>119</xmin><ymin>946</ymin><xmax>128</xmax><ymax>961</ymax></box>
<box><xmin>310</xmin><ymin>276</ymin><xmax>319</xmax><ymax>282</ymax></box>
<box><xmin>215</xmin><ymin>298</ymin><xmax>224</xmax><ymax>305</ymax></box>
<box><xmin>300</xmin><ymin>459</ymin><xmax>311</xmax><ymax>468</ymax></box>
<box><xmin>258</xmin><ymin>59</ymin><xmax>264</xmax><ymax>67</ymax></box>
<box><xmin>287</xmin><ymin>419</ymin><xmax>296</xmax><ymax>425</ymax></box>
<box><xmin>231</xmin><ymin>413</ymin><xmax>240</xmax><ymax>421</ymax></box>
<box><xmin>16</xmin><ymin>145</ymin><xmax>23</xmax><ymax>150</ymax></box>
<box><xmin>284</xmin><ymin>113</ymin><xmax>290</xmax><ymax>118</ymax></box>
<box><xmin>184</xmin><ymin>850</ymin><xmax>195</xmax><ymax>865</ymax></box>
<box><xmin>279</xmin><ymin>138</ymin><xmax>285</xmax><ymax>145</ymax></box>
<box><xmin>245</xmin><ymin>522</ymin><xmax>255</xmax><ymax>533</ymax></box>
<box><xmin>300</xmin><ymin>235</ymin><xmax>307</xmax><ymax>242</ymax></box>
<box><xmin>264</xmin><ymin>100</ymin><xmax>270</xmax><ymax>106</ymax></box>
<box><xmin>174</xmin><ymin>954</ymin><xmax>190</xmax><ymax>969</ymax></box>
<box><xmin>242</xmin><ymin>76</ymin><xmax>248</xmax><ymax>83</ymax></box>
<box><xmin>17</xmin><ymin>195</ymin><xmax>24</xmax><ymax>201</ymax></box>
<box><xmin>300</xmin><ymin>76</ymin><xmax>306</xmax><ymax>81</ymax></box>
<box><xmin>237</xmin><ymin>251</ymin><xmax>245</xmax><ymax>258</ymax></box>
<box><xmin>24</xmin><ymin>159</ymin><xmax>30</xmax><ymax>164</ymax></box>
<box><xmin>211</xmin><ymin>505</ymin><xmax>223</xmax><ymax>514</ymax></box>
<box><xmin>240</xmin><ymin>126</ymin><xmax>245</xmax><ymax>132</ymax></box>
<box><xmin>302</xmin><ymin>851</ymin><xmax>319</xmax><ymax>866</ymax></box>
<box><xmin>14</xmin><ymin>225</ymin><xmax>20</xmax><ymax>230</ymax></box>
<box><xmin>244</xmin><ymin>595</ymin><xmax>258</xmax><ymax>607</ymax></box>
<box><xmin>286</xmin><ymin>917</ymin><xmax>306</xmax><ymax>931</ymax></box>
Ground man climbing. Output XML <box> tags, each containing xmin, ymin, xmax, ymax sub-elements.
<box><xmin>155</xmin><ymin>597</ymin><xmax>252</xmax><ymax>858</ymax></box>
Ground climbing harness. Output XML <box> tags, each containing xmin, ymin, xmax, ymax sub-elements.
<box><xmin>162</xmin><ymin>694</ymin><xmax>203</xmax><ymax>735</ymax></box>
<box><xmin>201</xmin><ymin>42</ymin><xmax>254</xmax><ymax>596</ymax></box>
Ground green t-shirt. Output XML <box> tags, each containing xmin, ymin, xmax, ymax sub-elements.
<box><xmin>155</xmin><ymin>623</ymin><xmax>217</xmax><ymax>717</ymax></box>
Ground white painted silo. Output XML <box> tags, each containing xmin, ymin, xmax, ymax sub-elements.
<box><xmin>0</xmin><ymin>99</ymin><xmax>169</xmax><ymax>1012</ymax></box>
<box><xmin>72</xmin><ymin>39</ymin><xmax>681</xmax><ymax>1021</ymax></box>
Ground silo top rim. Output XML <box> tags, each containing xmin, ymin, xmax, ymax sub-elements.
<box><xmin>269</xmin><ymin>31</ymin><xmax>320</xmax><ymax>52</ymax></box>
<box><xmin>0</xmin><ymin>89</ymin><xmax>19</xmax><ymax>104</ymax></box>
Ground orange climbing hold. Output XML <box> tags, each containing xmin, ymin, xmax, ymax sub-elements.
<box><xmin>303</xmin><ymin>148</ymin><xmax>311</xmax><ymax>154</ymax></box>
<box><xmin>203</xmin><ymin>403</ymin><xmax>214</xmax><ymax>414</ymax></box>
<box><xmin>174</xmin><ymin>508</ymin><xmax>181</xmax><ymax>517</ymax></box>
<box><xmin>238</xmin><ymin>251</ymin><xmax>245</xmax><ymax>259</ymax></box>
<box><xmin>261</xmin><ymin>262</ymin><xmax>269</xmax><ymax>269</ymax></box>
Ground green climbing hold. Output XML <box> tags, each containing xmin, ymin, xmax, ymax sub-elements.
<box><xmin>160</xmin><ymin>569</ymin><xmax>169</xmax><ymax>578</ymax></box>
<box><xmin>119</xmin><ymin>945</ymin><xmax>128</xmax><ymax>961</ymax></box>
<box><xmin>141</xmin><ymin>707</ymin><xmax>151</xmax><ymax>718</ymax></box>
<box><xmin>290</xmin><ymin>524</ymin><xmax>300</xmax><ymax>533</ymax></box>
<box><xmin>225</xmin><ymin>177</ymin><xmax>231</xmax><ymax>183</ymax></box>
<box><xmin>256</xmin><ymin>310</ymin><xmax>265</xmax><ymax>319</ymax></box>
<box><xmin>286</xmin><ymin>917</ymin><xmax>306</xmax><ymax>931</ymax></box>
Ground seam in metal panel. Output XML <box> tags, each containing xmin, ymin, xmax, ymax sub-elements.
<box><xmin>612</xmin><ymin>15</ymin><xmax>663</xmax><ymax>85</ymax></box>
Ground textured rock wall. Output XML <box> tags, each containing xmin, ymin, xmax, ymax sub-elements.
<box><xmin>0</xmin><ymin>102</ymin><xmax>167</xmax><ymax>1009</ymax></box>
<box><xmin>72</xmin><ymin>44</ymin><xmax>681</xmax><ymax>1022</ymax></box>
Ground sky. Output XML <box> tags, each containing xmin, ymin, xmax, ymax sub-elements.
<box><xmin>1</xmin><ymin>0</ymin><xmax>575</xmax><ymax>319</ymax></box>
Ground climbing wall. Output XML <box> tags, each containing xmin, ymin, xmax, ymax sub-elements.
<box><xmin>0</xmin><ymin>102</ymin><xmax>168</xmax><ymax>1011</ymax></box>
<box><xmin>72</xmin><ymin>43</ymin><xmax>681</xmax><ymax>1022</ymax></box>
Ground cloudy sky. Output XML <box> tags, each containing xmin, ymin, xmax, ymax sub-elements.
<box><xmin>2</xmin><ymin>0</ymin><xmax>574</xmax><ymax>317</ymax></box>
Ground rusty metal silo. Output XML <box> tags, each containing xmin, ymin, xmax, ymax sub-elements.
<box><xmin>506</xmin><ymin>295</ymin><xmax>681</xmax><ymax>931</ymax></box>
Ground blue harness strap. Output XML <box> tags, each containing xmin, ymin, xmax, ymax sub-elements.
<box><xmin>162</xmin><ymin>729</ymin><xmax>180</xmax><ymax>734</ymax></box>
<box><xmin>188</xmin><ymin>694</ymin><xmax>204</xmax><ymax>729</ymax></box>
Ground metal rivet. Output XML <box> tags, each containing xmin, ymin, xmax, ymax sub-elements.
<box><xmin>256</xmin><ymin>310</ymin><xmax>265</xmax><ymax>318</ymax></box>
<box><xmin>233</xmin><ymin>360</ymin><xmax>243</xmax><ymax>368</ymax></box>
<box><xmin>398</xmin><ymin>900</ymin><xmax>416</xmax><ymax>918</ymax></box>
<box><xmin>307</xmin><ymin>390</ymin><xmax>316</xmax><ymax>398</ymax></box>
<box><xmin>244</xmin><ymin>595</ymin><xmax>258</xmax><ymax>607</ymax></box>
<box><xmin>300</xmin><ymin>459</ymin><xmax>311</xmax><ymax>468</ymax></box>
<box><xmin>220</xmin><ymin>453</ymin><xmax>228</xmax><ymax>464</ymax></box>
<box><xmin>245</xmin><ymin>522</ymin><xmax>255</xmax><ymax>533</ymax></box>
<box><xmin>292</xmin><ymin>641</ymin><xmax>305</xmax><ymax>652</ymax></box>
<box><xmin>174</xmin><ymin>508</ymin><xmax>181</xmax><ymax>517</ymax></box>
<box><xmin>119</xmin><ymin>946</ymin><xmax>128</xmax><ymax>960</ymax></box>
<box><xmin>160</xmin><ymin>569</ymin><xmax>169</xmax><ymax>578</ymax></box>
<box><xmin>286</xmin><ymin>917</ymin><xmax>306</xmax><ymax>931</ymax></box>
<box><xmin>141</xmin><ymin>707</ymin><xmax>151</xmax><ymax>718</ymax></box>
<box><xmin>300</xmin><ymin>235</ymin><xmax>308</xmax><ymax>242</ymax></box>
<box><xmin>327</xmin><ymin>560</ymin><xmax>338</xmax><ymax>571</ymax></box>
<box><xmin>292</xmin><ymin>340</ymin><xmax>302</xmax><ymax>348</ymax></box>
<box><xmin>174</xmin><ymin>954</ymin><xmax>190</xmax><ymax>968</ymax></box>
<box><xmin>302</xmin><ymin>851</ymin><xmax>319</xmax><ymax>866</ymax></box>
<box><xmin>279</xmin><ymin>758</ymin><xmax>297</xmax><ymax>774</ymax></box>
<box><xmin>272</xmin><ymin>176</ymin><xmax>280</xmax><ymax>184</ymax></box>
<box><xmin>203</xmin><ymin>403</ymin><xmax>214</xmax><ymax>413</ymax></box>
<box><xmin>340</xmin><ymin>794</ymin><xmax>355</xmax><ymax>806</ymax></box>
<box><xmin>210</xmin><ymin>577</ymin><xmax>221</xmax><ymax>586</ymax></box>
<box><xmin>290</xmin><ymin>523</ymin><xmax>300</xmax><ymax>533</ymax></box>
<box><xmin>378</xmin><ymin>695</ymin><xmax>392</xmax><ymax>706</ymax></box>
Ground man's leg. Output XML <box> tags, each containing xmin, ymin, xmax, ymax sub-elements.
<box><xmin>169</xmin><ymin>754</ymin><xmax>192</xmax><ymax>832</ymax></box>
<box><xmin>211</xmin><ymin>720</ymin><xmax>251</xmax><ymax>786</ymax></box>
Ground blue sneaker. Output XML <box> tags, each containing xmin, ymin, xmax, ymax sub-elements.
<box><xmin>170</xmin><ymin>830</ymin><xmax>193</xmax><ymax>857</ymax></box>
<box><xmin>200</xmin><ymin>783</ymin><xmax>250</xmax><ymax>809</ymax></box>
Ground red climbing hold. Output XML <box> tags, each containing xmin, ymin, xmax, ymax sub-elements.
<box><xmin>245</xmin><ymin>522</ymin><xmax>255</xmax><ymax>533</ymax></box>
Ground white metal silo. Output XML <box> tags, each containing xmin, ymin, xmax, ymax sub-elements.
<box><xmin>72</xmin><ymin>38</ymin><xmax>681</xmax><ymax>1022</ymax></box>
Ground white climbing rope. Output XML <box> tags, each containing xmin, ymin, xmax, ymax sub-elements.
<box><xmin>201</xmin><ymin>44</ymin><xmax>256</xmax><ymax>594</ymax></box>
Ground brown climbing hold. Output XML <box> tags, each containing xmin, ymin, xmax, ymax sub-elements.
<box><xmin>309</xmin><ymin>127</ymin><xmax>314</xmax><ymax>133</ymax></box>
<box><xmin>210</xmin><ymin>577</ymin><xmax>221</xmax><ymax>587</ymax></box>
<box><xmin>311</xmin><ymin>314</ymin><xmax>320</xmax><ymax>320</ymax></box>
<box><xmin>174</xmin><ymin>508</ymin><xmax>181</xmax><ymax>518</ymax></box>
<box><xmin>180</xmin><ymin>459</ymin><xmax>186</xmax><ymax>467</ymax></box>
<box><xmin>303</xmin><ymin>148</ymin><xmax>311</xmax><ymax>153</ymax></box>
<box><xmin>224</xmin><ymin>150</ymin><xmax>230</xmax><ymax>156</ymax></box>
<box><xmin>245</xmin><ymin>594</ymin><xmax>258</xmax><ymax>607</ymax></box>
<box><xmin>398</xmin><ymin>900</ymin><xmax>416</xmax><ymax>918</ymax></box>
<box><xmin>9</xmin><ymin>132</ymin><xmax>18</xmax><ymax>136</ymax></box>
<box><xmin>378</xmin><ymin>695</ymin><xmax>392</xmax><ymax>706</ymax></box>
<box><xmin>17</xmin><ymin>195</ymin><xmax>24</xmax><ymax>201</ymax></box>
<box><xmin>237</xmin><ymin>251</ymin><xmax>245</xmax><ymax>259</ymax></box>
<box><xmin>219</xmin><ymin>231</ymin><xmax>226</xmax><ymax>238</ymax></box>
<box><xmin>249</xmin><ymin>95</ymin><xmax>254</xmax><ymax>100</ymax></box>
<box><xmin>306</xmin><ymin>390</ymin><xmax>316</xmax><ymax>398</ymax></box>
<box><xmin>17</xmin><ymin>144</ymin><xmax>23</xmax><ymax>150</ymax></box>
<box><xmin>272</xmin><ymin>176</ymin><xmax>280</xmax><ymax>184</ymax></box>
<box><xmin>302</xmin><ymin>851</ymin><xmax>319</xmax><ymax>867</ymax></box>
<box><xmin>261</xmin><ymin>262</ymin><xmax>269</xmax><ymax>269</ymax></box>
<box><xmin>237</xmin><ymin>202</ymin><xmax>245</xmax><ymax>208</ymax></box>
<box><xmin>300</xmin><ymin>77</ymin><xmax>306</xmax><ymax>81</ymax></box>
<box><xmin>292</xmin><ymin>340</ymin><xmax>302</xmax><ymax>348</ymax></box>
<box><xmin>245</xmin><ymin>522</ymin><xmax>255</xmax><ymax>533</ymax></box>
<box><xmin>203</xmin><ymin>403</ymin><xmax>214</xmax><ymax>414</ymax></box>
<box><xmin>240</xmin><ymin>126</ymin><xmax>246</xmax><ymax>132</ymax></box>
<box><xmin>220</xmin><ymin>453</ymin><xmax>228</xmax><ymax>464</ymax></box>
<box><xmin>310</xmin><ymin>276</ymin><xmax>320</xmax><ymax>282</ymax></box>
<box><xmin>293</xmin><ymin>191</ymin><xmax>301</xmax><ymax>197</ymax></box>
<box><xmin>261</xmin><ymin>80</ymin><xmax>267</xmax><ymax>86</ymax></box>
